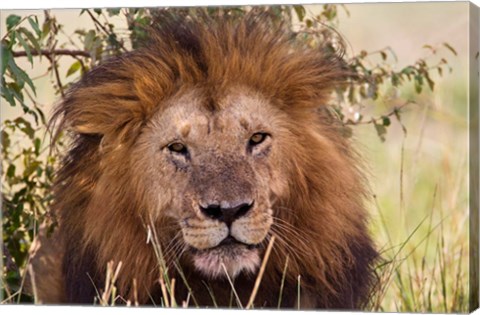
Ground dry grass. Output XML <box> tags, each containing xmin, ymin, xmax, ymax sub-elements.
<box><xmin>358</xmin><ymin>87</ymin><xmax>470</xmax><ymax>312</ymax></box>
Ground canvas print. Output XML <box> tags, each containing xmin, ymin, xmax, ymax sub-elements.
<box><xmin>0</xmin><ymin>2</ymin><xmax>479</xmax><ymax>312</ymax></box>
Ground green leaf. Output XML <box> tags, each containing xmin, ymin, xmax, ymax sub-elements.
<box><xmin>7</xmin><ymin>164</ymin><xmax>16</xmax><ymax>178</ymax></box>
<box><xmin>414</xmin><ymin>75</ymin><xmax>423</xmax><ymax>93</ymax></box>
<box><xmin>19</xmin><ymin>27</ymin><xmax>41</xmax><ymax>54</ymax></box>
<box><xmin>28</xmin><ymin>16</ymin><xmax>42</xmax><ymax>37</ymax></box>
<box><xmin>425</xmin><ymin>73</ymin><xmax>435</xmax><ymax>91</ymax></box>
<box><xmin>24</xmin><ymin>160</ymin><xmax>41</xmax><ymax>178</ymax></box>
<box><xmin>374</xmin><ymin>122</ymin><xmax>386</xmax><ymax>138</ymax></box>
<box><xmin>36</xmin><ymin>165</ymin><xmax>44</xmax><ymax>177</ymax></box>
<box><xmin>41</xmin><ymin>19</ymin><xmax>52</xmax><ymax>40</ymax></box>
<box><xmin>107</xmin><ymin>33</ymin><xmax>119</xmax><ymax>48</ymax></box>
<box><xmin>8</xmin><ymin>81</ymin><xmax>24</xmax><ymax>94</ymax></box>
<box><xmin>6</xmin><ymin>15</ymin><xmax>22</xmax><ymax>31</ymax></box>
<box><xmin>1</xmin><ymin>84</ymin><xmax>16</xmax><ymax>106</ymax></box>
<box><xmin>348</xmin><ymin>85</ymin><xmax>355</xmax><ymax>103</ymax></box>
<box><xmin>294</xmin><ymin>5</ymin><xmax>306</xmax><ymax>22</ymax></box>
<box><xmin>66</xmin><ymin>60</ymin><xmax>82</xmax><ymax>77</ymax></box>
<box><xmin>107</xmin><ymin>8</ymin><xmax>121</xmax><ymax>16</ymax></box>
<box><xmin>391</xmin><ymin>73</ymin><xmax>400</xmax><ymax>86</ymax></box>
<box><xmin>373</xmin><ymin>121</ymin><xmax>387</xmax><ymax>142</ymax></box>
<box><xmin>443</xmin><ymin>42</ymin><xmax>457</xmax><ymax>56</ymax></box>
<box><xmin>401</xmin><ymin>66</ymin><xmax>416</xmax><ymax>76</ymax></box>
<box><xmin>84</xmin><ymin>30</ymin><xmax>96</xmax><ymax>51</ymax></box>
<box><xmin>1</xmin><ymin>44</ymin><xmax>13</xmax><ymax>76</ymax></box>
<box><xmin>382</xmin><ymin>116</ymin><xmax>391</xmax><ymax>127</ymax></box>
<box><xmin>14</xmin><ymin>117</ymin><xmax>35</xmax><ymax>139</ymax></box>
<box><xmin>8</xmin><ymin>57</ymin><xmax>36</xmax><ymax>94</ymax></box>
<box><xmin>94</xmin><ymin>8</ymin><xmax>102</xmax><ymax>15</ymax></box>
<box><xmin>34</xmin><ymin>138</ymin><xmax>41</xmax><ymax>155</ymax></box>
<box><xmin>2</xmin><ymin>130</ymin><xmax>11</xmax><ymax>154</ymax></box>
<box><xmin>16</xmin><ymin>31</ymin><xmax>33</xmax><ymax>65</ymax></box>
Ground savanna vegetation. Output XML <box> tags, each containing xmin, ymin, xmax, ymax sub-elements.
<box><xmin>0</xmin><ymin>5</ymin><xmax>473</xmax><ymax>312</ymax></box>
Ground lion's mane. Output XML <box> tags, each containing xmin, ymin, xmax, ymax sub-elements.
<box><xmin>47</xmin><ymin>11</ymin><xmax>377</xmax><ymax>309</ymax></box>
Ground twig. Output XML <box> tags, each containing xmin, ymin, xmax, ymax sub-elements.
<box><xmin>49</xmin><ymin>50</ymin><xmax>65</xmax><ymax>98</ymax></box>
<box><xmin>344</xmin><ymin>100</ymin><xmax>414</xmax><ymax>126</ymax></box>
<box><xmin>86</xmin><ymin>9</ymin><xmax>128</xmax><ymax>52</ymax></box>
<box><xmin>12</xmin><ymin>49</ymin><xmax>90</xmax><ymax>58</ymax></box>
<box><xmin>348</xmin><ymin>46</ymin><xmax>397</xmax><ymax>63</ymax></box>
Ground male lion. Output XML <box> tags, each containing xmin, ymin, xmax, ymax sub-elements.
<box><xmin>28</xmin><ymin>11</ymin><xmax>378</xmax><ymax>309</ymax></box>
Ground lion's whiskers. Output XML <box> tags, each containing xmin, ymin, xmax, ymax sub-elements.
<box><xmin>267</xmin><ymin>232</ymin><xmax>304</xmax><ymax>263</ymax></box>
<box><xmin>264</xmin><ymin>234</ymin><xmax>286</xmax><ymax>262</ymax></box>
<box><xmin>273</xmin><ymin>205</ymin><xmax>303</xmax><ymax>221</ymax></box>
<box><xmin>265</xmin><ymin>233</ymin><xmax>296</xmax><ymax>265</ymax></box>
<box><xmin>162</xmin><ymin>232</ymin><xmax>187</xmax><ymax>267</ymax></box>
<box><xmin>163</xmin><ymin>232</ymin><xmax>183</xmax><ymax>257</ymax></box>
<box><xmin>271</xmin><ymin>219</ymin><xmax>312</xmax><ymax>250</ymax></box>
<box><xmin>268</xmin><ymin>220</ymin><xmax>315</xmax><ymax>265</ymax></box>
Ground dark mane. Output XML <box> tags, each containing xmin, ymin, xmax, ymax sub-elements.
<box><xmin>46</xmin><ymin>11</ymin><xmax>377</xmax><ymax>308</ymax></box>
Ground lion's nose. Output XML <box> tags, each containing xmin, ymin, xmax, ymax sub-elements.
<box><xmin>200</xmin><ymin>201</ymin><xmax>254</xmax><ymax>226</ymax></box>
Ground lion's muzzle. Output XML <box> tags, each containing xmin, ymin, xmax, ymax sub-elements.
<box><xmin>180</xmin><ymin>200</ymin><xmax>272</xmax><ymax>279</ymax></box>
<box><xmin>177</xmin><ymin>154</ymin><xmax>273</xmax><ymax>278</ymax></box>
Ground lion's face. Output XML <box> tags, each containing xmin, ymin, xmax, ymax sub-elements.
<box><xmin>131</xmin><ymin>88</ymin><xmax>290</xmax><ymax>278</ymax></box>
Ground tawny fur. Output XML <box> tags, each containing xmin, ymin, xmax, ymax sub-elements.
<box><xmin>28</xmin><ymin>11</ymin><xmax>377</xmax><ymax>309</ymax></box>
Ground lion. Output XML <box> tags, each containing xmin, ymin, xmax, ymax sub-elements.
<box><xmin>27</xmin><ymin>11</ymin><xmax>378</xmax><ymax>309</ymax></box>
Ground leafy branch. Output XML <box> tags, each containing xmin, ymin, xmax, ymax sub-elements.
<box><xmin>84</xmin><ymin>9</ymin><xmax>128</xmax><ymax>53</ymax></box>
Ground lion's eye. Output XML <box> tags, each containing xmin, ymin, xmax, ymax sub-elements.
<box><xmin>249</xmin><ymin>132</ymin><xmax>269</xmax><ymax>146</ymax></box>
<box><xmin>168</xmin><ymin>142</ymin><xmax>188</xmax><ymax>154</ymax></box>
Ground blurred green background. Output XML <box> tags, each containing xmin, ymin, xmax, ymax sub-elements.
<box><xmin>334</xmin><ymin>3</ymin><xmax>471</xmax><ymax>312</ymax></box>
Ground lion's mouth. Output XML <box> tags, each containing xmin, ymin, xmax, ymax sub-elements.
<box><xmin>189</xmin><ymin>236</ymin><xmax>261</xmax><ymax>279</ymax></box>
<box><xmin>212</xmin><ymin>236</ymin><xmax>259</xmax><ymax>250</ymax></box>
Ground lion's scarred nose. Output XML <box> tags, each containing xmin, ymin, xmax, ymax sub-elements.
<box><xmin>200</xmin><ymin>201</ymin><xmax>254</xmax><ymax>226</ymax></box>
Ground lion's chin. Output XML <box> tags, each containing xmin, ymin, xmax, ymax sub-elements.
<box><xmin>192</xmin><ymin>244</ymin><xmax>260</xmax><ymax>279</ymax></box>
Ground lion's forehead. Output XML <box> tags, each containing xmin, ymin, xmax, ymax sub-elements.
<box><xmin>146</xmin><ymin>88</ymin><xmax>279</xmax><ymax>146</ymax></box>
